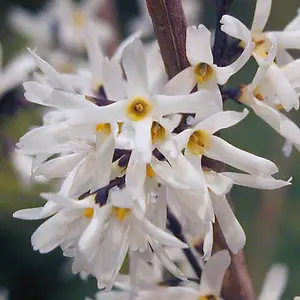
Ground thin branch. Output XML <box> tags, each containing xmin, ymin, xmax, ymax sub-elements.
<box><xmin>146</xmin><ymin>0</ymin><xmax>190</xmax><ymax>79</ymax></box>
<box><xmin>167</xmin><ymin>210</ymin><xmax>202</xmax><ymax>279</ymax></box>
<box><xmin>146</xmin><ymin>1</ymin><xmax>254</xmax><ymax>299</ymax></box>
<box><xmin>212</xmin><ymin>0</ymin><xmax>233</xmax><ymax>67</ymax></box>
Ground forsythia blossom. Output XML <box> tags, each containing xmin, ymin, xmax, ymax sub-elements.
<box><xmin>4</xmin><ymin>0</ymin><xmax>300</xmax><ymax>298</ymax></box>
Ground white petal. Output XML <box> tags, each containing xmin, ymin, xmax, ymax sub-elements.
<box><xmin>13</xmin><ymin>207</ymin><xmax>45</xmax><ymax>220</ymax></box>
<box><xmin>204</xmin><ymin>171</ymin><xmax>233</xmax><ymax>196</ymax></box>
<box><xmin>28</xmin><ymin>49</ymin><xmax>74</xmax><ymax>92</ymax></box>
<box><xmin>216</xmin><ymin>15</ymin><xmax>254</xmax><ymax>84</ymax></box>
<box><xmin>91</xmin><ymin>135</ymin><xmax>115</xmax><ymax>192</ymax></box>
<box><xmin>125</xmin><ymin>151</ymin><xmax>147</xmax><ymax>199</ymax></box>
<box><xmin>221</xmin><ymin>172</ymin><xmax>292</xmax><ymax>190</ymax></box>
<box><xmin>194</xmin><ymin>109</ymin><xmax>249</xmax><ymax>134</ymax></box>
<box><xmin>251</xmin><ymin>0</ymin><xmax>272</xmax><ymax>33</ymax></box>
<box><xmin>109</xmin><ymin>187</ymin><xmax>135</xmax><ymax>209</ymax></box>
<box><xmin>281</xmin><ymin>58</ymin><xmax>300</xmax><ymax>88</ymax></box>
<box><xmin>211</xmin><ymin>194</ymin><xmax>246</xmax><ymax>254</ymax></box>
<box><xmin>257</xmin><ymin>264</ymin><xmax>288</xmax><ymax>300</ymax></box>
<box><xmin>252</xmin><ymin>38</ymin><xmax>277</xmax><ymax>90</ymax></box>
<box><xmin>133</xmin><ymin>210</ymin><xmax>188</xmax><ymax>248</ymax></box>
<box><xmin>268</xmin><ymin>31</ymin><xmax>300</xmax><ymax>50</ymax></box>
<box><xmin>78</xmin><ymin>205</ymin><xmax>112</xmax><ymax>253</ymax></box>
<box><xmin>186</xmin><ymin>25</ymin><xmax>213</xmax><ymax>65</ymax></box>
<box><xmin>163</xmin><ymin>67</ymin><xmax>196</xmax><ymax>96</ymax></box>
<box><xmin>206</xmin><ymin>135</ymin><xmax>278</xmax><ymax>175</ymax></box>
<box><xmin>84</xmin><ymin>22</ymin><xmax>104</xmax><ymax>86</ymax></box>
<box><xmin>203</xmin><ymin>222</ymin><xmax>213</xmax><ymax>260</ymax></box>
<box><xmin>122</xmin><ymin>39</ymin><xmax>149</xmax><ymax>98</ymax></box>
<box><xmin>199</xmin><ymin>250</ymin><xmax>231</xmax><ymax>296</ymax></box>
<box><xmin>33</xmin><ymin>153</ymin><xmax>85</xmax><ymax>179</ymax></box>
<box><xmin>102</xmin><ymin>58</ymin><xmax>126</xmax><ymax>101</ymax></box>
<box><xmin>155</xmin><ymin>89</ymin><xmax>221</xmax><ymax>117</ymax></box>
<box><xmin>149</xmin><ymin>241</ymin><xmax>187</xmax><ymax>280</ymax></box>
<box><xmin>137</xmin><ymin>287</ymin><xmax>198</xmax><ymax>300</ymax></box>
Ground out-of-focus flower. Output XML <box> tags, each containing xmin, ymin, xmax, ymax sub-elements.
<box><xmin>0</xmin><ymin>42</ymin><xmax>36</xmax><ymax>99</ymax></box>
<box><xmin>8</xmin><ymin>0</ymin><xmax>114</xmax><ymax>54</ymax></box>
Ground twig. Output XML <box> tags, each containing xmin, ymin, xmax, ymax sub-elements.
<box><xmin>212</xmin><ymin>0</ymin><xmax>233</xmax><ymax>67</ymax></box>
<box><xmin>146</xmin><ymin>1</ymin><xmax>254</xmax><ymax>299</ymax></box>
<box><xmin>167</xmin><ymin>210</ymin><xmax>202</xmax><ymax>279</ymax></box>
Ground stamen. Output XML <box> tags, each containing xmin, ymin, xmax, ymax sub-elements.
<box><xmin>83</xmin><ymin>207</ymin><xmax>94</xmax><ymax>218</ymax></box>
<box><xmin>146</xmin><ymin>164</ymin><xmax>155</xmax><ymax>178</ymax></box>
<box><xmin>187</xmin><ymin>130</ymin><xmax>211</xmax><ymax>155</ymax></box>
<box><xmin>96</xmin><ymin>123</ymin><xmax>111</xmax><ymax>135</ymax></box>
<box><xmin>126</xmin><ymin>97</ymin><xmax>152</xmax><ymax>121</ymax></box>
<box><xmin>276</xmin><ymin>104</ymin><xmax>284</xmax><ymax>112</ymax></box>
<box><xmin>151</xmin><ymin>121</ymin><xmax>166</xmax><ymax>144</ymax></box>
<box><xmin>194</xmin><ymin>63</ymin><xmax>214</xmax><ymax>83</ymax></box>
<box><xmin>112</xmin><ymin>207</ymin><xmax>131</xmax><ymax>221</ymax></box>
<box><xmin>72</xmin><ymin>11</ymin><xmax>85</xmax><ymax>26</ymax></box>
<box><xmin>198</xmin><ymin>294</ymin><xmax>218</xmax><ymax>300</ymax></box>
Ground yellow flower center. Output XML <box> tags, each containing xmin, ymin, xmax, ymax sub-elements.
<box><xmin>96</xmin><ymin>123</ymin><xmax>111</xmax><ymax>135</ymax></box>
<box><xmin>194</xmin><ymin>63</ymin><xmax>214</xmax><ymax>84</ymax></box>
<box><xmin>146</xmin><ymin>164</ymin><xmax>155</xmax><ymax>178</ymax></box>
<box><xmin>276</xmin><ymin>104</ymin><xmax>284</xmax><ymax>112</ymax></box>
<box><xmin>254</xmin><ymin>92</ymin><xmax>264</xmax><ymax>101</ymax></box>
<box><xmin>72</xmin><ymin>11</ymin><xmax>86</xmax><ymax>26</ymax></box>
<box><xmin>83</xmin><ymin>207</ymin><xmax>94</xmax><ymax>218</ymax></box>
<box><xmin>126</xmin><ymin>97</ymin><xmax>152</xmax><ymax>121</ymax></box>
<box><xmin>198</xmin><ymin>294</ymin><xmax>218</xmax><ymax>300</ymax></box>
<box><xmin>151</xmin><ymin>121</ymin><xmax>166</xmax><ymax>144</ymax></box>
<box><xmin>112</xmin><ymin>207</ymin><xmax>131</xmax><ymax>221</ymax></box>
<box><xmin>187</xmin><ymin>130</ymin><xmax>211</xmax><ymax>155</ymax></box>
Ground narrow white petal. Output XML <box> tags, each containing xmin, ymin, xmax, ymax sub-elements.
<box><xmin>91</xmin><ymin>135</ymin><xmax>115</xmax><ymax>192</ymax></box>
<box><xmin>206</xmin><ymin>136</ymin><xmax>278</xmax><ymax>175</ymax></box>
<box><xmin>28</xmin><ymin>49</ymin><xmax>74</xmax><ymax>92</ymax></box>
<box><xmin>137</xmin><ymin>287</ymin><xmax>198</xmax><ymax>300</ymax></box>
<box><xmin>251</xmin><ymin>0</ymin><xmax>272</xmax><ymax>33</ymax></box>
<box><xmin>199</xmin><ymin>250</ymin><xmax>231</xmax><ymax>296</ymax></box>
<box><xmin>13</xmin><ymin>207</ymin><xmax>44</xmax><ymax>220</ymax></box>
<box><xmin>211</xmin><ymin>194</ymin><xmax>246</xmax><ymax>254</ymax></box>
<box><xmin>125</xmin><ymin>151</ymin><xmax>147</xmax><ymax>199</ymax></box>
<box><xmin>268</xmin><ymin>31</ymin><xmax>300</xmax><ymax>50</ymax></box>
<box><xmin>78</xmin><ymin>205</ymin><xmax>112</xmax><ymax>253</ymax></box>
<box><xmin>150</xmin><ymin>241</ymin><xmax>187</xmax><ymax>280</ymax></box>
<box><xmin>252</xmin><ymin>39</ymin><xmax>277</xmax><ymax>90</ymax></box>
<box><xmin>257</xmin><ymin>264</ymin><xmax>288</xmax><ymax>300</ymax></box>
<box><xmin>186</xmin><ymin>25</ymin><xmax>214</xmax><ymax>65</ymax></box>
<box><xmin>216</xmin><ymin>15</ymin><xmax>254</xmax><ymax>84</ymax></box>
<box><xmin>155</xmin><ymin>89</ymin><xmax>221</xmax><ymax>117</ymax></box>
<box><xmin>122</xmin><ymin>39</ymin><xmax>149</xmax><ymax>98</ymax></box>
<box><xmin>194</xmin><ymin>109</ymin><xmax>248</xmax><ymax>134</ymax></box>
<box><xmin>102</xmin><ymin>58</ymin><xmax>126</xmax><ymax>101</ymax></box>
<box><xmin>222</xmin><ymin>172</ymin><xmax>292</xmax><ymax>190</ymax></box>
<box><xmin>133</xmin><ymin>210</ymin><xmax>188</xmax><ymax>248</ymax></box>
<box><xmin>163</xmin><ymin>67</ymin><xmax>196</xmax><ymax>96</ymax></box>
<box><xmin>204</xmin><ymin>171</ymin><xmax>233</xmax><ymax>196</ymax></box>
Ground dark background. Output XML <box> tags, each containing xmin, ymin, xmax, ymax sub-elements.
<box><xmin>0</xmin><ymin>0</ymin><xmax>300</xmax><ymax>299</ymax></box>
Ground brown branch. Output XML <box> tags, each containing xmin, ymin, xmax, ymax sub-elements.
<box><xmin>146</xmin><ymin>1</ymin><xmax>254</xmax><ymax>299</ymax></box>
<box><xmin>146</xmin><ymin>0</ymin><xmax>190</xmax><ymax>79</ymax></box>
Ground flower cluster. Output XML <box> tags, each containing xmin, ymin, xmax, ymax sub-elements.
<box><xmin>3</xmin><ymin>0</ymin><xmax>300</xmax><ymax>298</ymax></box>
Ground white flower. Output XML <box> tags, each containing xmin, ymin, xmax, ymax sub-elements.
<box><xmin>13</xmin><ymin>193</ymin><xmax>98</xmax><ymax>253</ymax></box>
<box><xmin>257</xmin><ymin>264</ymin><xmax>288</xmax><ymax>300</ymax></box>
<box><xmin>240</xmin><ymin>40</ymin><xmax>300</xmax><ymax>153</ymax></box>
<box><xmin>136</xmin><ymin>250</ymin><xmax>231</xmax><ymax>300</ymax></box>
<box><xmin>249</xmin><ymin>0</ymin><xmax>300</xmax><ymax>57</ymax></box>
<box><xmin>8</xmin><ymin>0</ymin><xmax>114</xmax><ymax>53</ymax></box>
<box><xmin>164</xmin><ymin>15</ymin><xmax>254</xmax><ymax>109</ymax></box>
<box><xmin>74</xmin><ymin>186</ymin><xmax>187</xmax><ymax>290</ymax></box>
<box><xmin>0</xmin><ymin>43</ymin><xmax>36</xmax><ymax>98</ymax></box>
<box><xmin>173</xmin><ymin>109</ymin><xmax>278</xmax><ymax>176</ymax></box>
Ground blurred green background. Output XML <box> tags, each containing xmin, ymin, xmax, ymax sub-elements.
<box><xmin>0</xmin><ymin>0</ymin><xmax>299</xmax><ymax>299</ymax></box>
